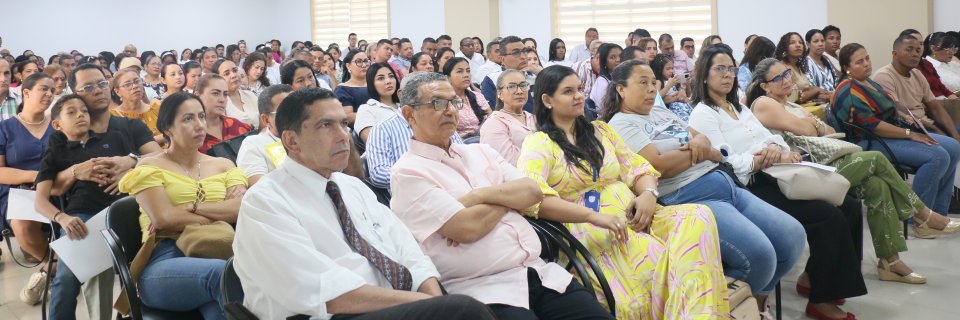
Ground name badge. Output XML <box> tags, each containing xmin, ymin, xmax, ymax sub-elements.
<box><xmin>584</xmin><ymin>190</ymin><xmax>601</xmax><ymax>212</ymax></box>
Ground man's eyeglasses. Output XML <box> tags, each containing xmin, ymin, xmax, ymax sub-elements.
<box><xmin>76</xmin><ymin>80</ymin><xmax>110</xmax><ymax>93</ymax></box>
<box><xmin>499</xmin><ymin>82</ymin><xmax>530</xmax><ymax>93</ymax></box>
<box><xmin>506</xmin><ymin>50</ymin><xmax>523</xmax><ymax>57</ymax></box>
<box><xmin>414</xmin><ymin>98</ymin><xmax>463</xmax><ymax>111</ymax></box>
<box><xmin>766</xmin><ymin>69</ymin><xmax>793</xmax><ymax>84</ymax></box>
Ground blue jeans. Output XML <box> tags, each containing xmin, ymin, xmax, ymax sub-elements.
<box><xmin>50</xmin><ymin>212</ymin><xmax>114</xmax><ymax>320</ymax></box>
<box><xmin>858</xmin><ymin>133</ymin><xmax>960</xmax><ymax>213</ymax></box>
<box><xmin>139</xmin><ymin>239</ymin><xmax>226</xmax><ymax>320</ymax></box>
<box><xmin>659</xmin><ymin>171</ymin><xmax>806</xmax><ymax>295</ymax></box>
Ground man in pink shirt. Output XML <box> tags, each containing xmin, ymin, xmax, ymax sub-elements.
<box><xmin>389</xmin><ymin>72</ymin><xmax>613</xmax><ymax>320</ymax></box>
<box><xmin>659</xmin><ymin>33</ymin><xmax>693</xmax><ymax>77</ymax></box>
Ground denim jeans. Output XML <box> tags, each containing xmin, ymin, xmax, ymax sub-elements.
<box><xmin>858</xmin><ymin>133</ymin><xmax>960</xmax><ymax>213</ymax></box>
<box><xmin>139</xmin><ymin>239</ymin><xmax>226</xmax><ymax>320</ymax></box>
<box><xmin>659</xmin><ymin>171</ymin><xmax>806</xmax><ymax>295</ymax></box>
<box><xmin>49</xmin><ymin>212</ymin><xmax>114</xmax><ymax>320</ymax></box>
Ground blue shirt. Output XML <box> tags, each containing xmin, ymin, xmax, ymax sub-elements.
<box><xmin>738</xmin><ymin>64</ymin><xmax>753</xmax><ymax>92</ymax></box>
<box><xmin>364</xmin><ymin>111</ymin><xmax>463</xmax><ymax>188</ymax></box>
<box><xmin>335</xmin><ymin>86</ymin><xmax>371</xmax><ymax>112</ymax></box>
<box><xmin>0</xmin><ymin>119</ymin><xmax>53</xmax><ymax>224</ymax></box>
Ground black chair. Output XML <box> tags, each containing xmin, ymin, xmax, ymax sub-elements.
<box><xmin>221</xmin><ymin>257</ymin><xmax>260</xmax><ymax>320</ymax></box>
<box><xmin>101</xmin><ymin>196</ymin><xmax>203</xmax><ymax>320</ymax></box>
<box><xmin>352</xmin><ymin>127</ymin><xmax>366</xmax><ymax>155</ymax></box>
<box><xmin>525</xmin><ymin>217</ymin><xmax>616</xmax><ymax>317</ymax></box>
<box><xmin>359</xmin><ymin>154</ymin><xmax>391</xmax><ymax>206</ymax></box>
<box><xmin>208</xmin><ymin>131</ymin><xmax>255</xmax><ymax>164</ymax></box>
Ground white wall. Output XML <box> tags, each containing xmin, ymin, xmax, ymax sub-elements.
<box><xmin>390</xmin><ymin>0</ymin><xmax>445</xmax><ymax>46</ymax></box>
<box><xmin>0</xmin><ymin>0</ymin><xmax>296</xmax><ymax>59</ymax></box>
<box><xmin>934</xmin><ymin>0</ymin><xmax>960</xmax><ymax>33</ymax></box>
<box><xmin>499</xmin><ymin>0</ymin><xmax>552</xmax><ymax>58</ymax></box>
<box><xmin>716</xmin><ymin>0</ymin><xmax>827</xmax><ymax>61</ymax></box>
<box><xmin>272</xmin><ymin>0</ymin><xmax>312</xmax><ymax>50</ymax></box>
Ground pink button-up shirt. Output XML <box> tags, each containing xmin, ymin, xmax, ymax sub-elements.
<box><xmin>673</xmin><ymin>50</ymin><xmax>695</xmax><ymax>76</ymax></box>
<box><xmin>389</xmin><ymin>140</ymin><xmax>572</xmax><ymax>309</ymax></box>
<box><xmin>478</xmin><ymin>110</ymin><xmax>536</xmax><ymax>165</ymax></box>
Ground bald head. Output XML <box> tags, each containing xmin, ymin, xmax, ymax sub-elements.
<box><xmin>123</xmin><ymin>44</ymin><xmax>137</xmax><ymax>57</ymax></box>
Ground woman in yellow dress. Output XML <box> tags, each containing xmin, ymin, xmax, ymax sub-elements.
<box><xmin>110</xmin><ymin>68</ymin><xmax>164</xmax><ymax>144</ymax></box>
<box><xmin>517</xmin><ymin>65</ymin><xmax>727</xmax><ymax>319</ymax></box>
<box><xmin>118</xmin><ymin>92</ymin><xmax>247</xmax><ymax>318</ymax></box>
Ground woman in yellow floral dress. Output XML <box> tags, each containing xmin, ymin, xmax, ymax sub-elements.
<box><xmin>517</xmin><ymin>65</ymin><xmax>728</xmax><ymax>319</ymax></box>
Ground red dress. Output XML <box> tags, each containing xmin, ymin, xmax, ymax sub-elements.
<box><xmin>200</xmin><ymin>116</ymin><xmax>252</xmax><ymax>154</ymax></box>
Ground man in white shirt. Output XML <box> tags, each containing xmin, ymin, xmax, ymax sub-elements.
<box><xmin>455</xmin><ymin>37</ymin><xmax>486</xmax><ymax>72</ymax></box>
<box><xmin>473</xmin><ymin>38</ymin><xmax>502</xmax><ymax>85</ymax></box>
<box><xmin>567</xmin><ymin>27</ymin><xmax>598</xmax><ymax>63</ymax></box>
<box><xmin>236</xmin><ymin>84</ymin><xmax>291</xmax><ymax>186</ymax></box>
<box><xmin>235</xmin><ymin>87</ymin><xmax>495</xmax><ymax>320</ymax></box>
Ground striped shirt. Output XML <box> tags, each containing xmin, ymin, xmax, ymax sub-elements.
<box><xmin>364</xmin><ymin>111</ymin><xmax>463</xmax><ymax>188</ymax></box>
<box><xmin>0</xmin><ymin>92</ymin><xmax>17</xmax><ymax>121</ymax></box>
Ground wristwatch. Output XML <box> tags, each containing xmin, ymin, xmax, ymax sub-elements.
<box><xmin>905</xmin><ymin>128</ymin><xmax>911</xmax><ymax>138</ymax></box>
<box><xmin>643</xmin><ymin>187</ymin><xmax>660</xmax><ymax>199</ymax></box>
<box><xmin>127</xmin><ymin>153</ymin><xmax>142</xmax><ymax>162</ymax></box>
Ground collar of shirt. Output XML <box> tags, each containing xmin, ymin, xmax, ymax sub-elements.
<box><xmin>280</xmin><ymin>155</ymin><xmax>332</xmax><ymax>191</ymax></box>
<box><xmin>407</xmin><ymin>138</ymin><xmax>461</xmax><ymax>163</ymax></box>
<box><xmin>65</xmin><ymin>130</ymin><xmax>102</xmax><ymax>149</ymax></box>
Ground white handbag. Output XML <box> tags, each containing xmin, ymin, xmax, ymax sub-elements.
<box><xmin>762</xmin><ymin>162</ymin><xmax>851</xmax><ymax>206</ymax></box>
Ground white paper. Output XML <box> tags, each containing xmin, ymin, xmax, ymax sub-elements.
<box><xmin>6</xmin><ymin>189</ymin><xmax>51</xmax><ymax>223</ymax></box>
<box><xmin>772</xmin><ymin>161</ymin><xmax>837</xmax><ymax>172</ymax></box>
<box><xmin>49</xmin><ymin>208</ymin><xmax>113</xmax><ymax>283</ymax></box>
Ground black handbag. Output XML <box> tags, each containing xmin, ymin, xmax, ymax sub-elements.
<box><xmin>207</xmin><ymin>131</ymin><xmax>256</xmax><ymax>164</ymax></box>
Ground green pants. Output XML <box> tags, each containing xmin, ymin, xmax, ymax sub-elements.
<box><xmin>832</xmin><ymin>151</ymin><xmax>925</xmax><ymax>258</ymax></box>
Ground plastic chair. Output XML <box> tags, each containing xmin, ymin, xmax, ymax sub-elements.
<box><xmin>102</xmin><ymin>196</ymin><xmax>203</xmax><ymax>320</ymax></box>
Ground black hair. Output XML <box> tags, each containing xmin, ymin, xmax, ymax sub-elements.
<box><xmin>409</xmin><ymin>52</ymin><xmax>433</xmax><ymax>73</ymax></box>
<box><xmin>212</xmin><ymin>59</ymin><xmax>232</xmax><ymax>76</ymax></box>
<box><xmin>775</xmin><ymin>32</ymin><xmax>807</xmax><ymax>75</ymax></box>
<box><xmin>744</xmin><ymin>34</ymin><xmax>759</xmax><ymax>46</ymax></box>
<box><xmin>437</xmin><ymin>34</ymin><xmax>452</xmax><ymax>42</ymax></box>
<box><xmin>258</xmin><ymin>84</ymin><xmax>293</xmax><ymax>115</ymax></box>
<box><xmin>474</xmin><ymin>37</ymin><xmax>485</xmax><ymax>54</ymax></box>
<box><xmin>275</xmin><ymin>87</ymin><xmax>338</xmax><ymax>136</ymax></box>
<box><xmin>522</xmin><ymin>37</ymin><xmax>538</xmax><ymax>48</ymax></box>
<box><xmin>161</xmin><ymin>63</ymin><xmax>185</xmax><ymax>92</ymax></box>
<box><xmin>139</xmin><ymin>51</ymin><xmax>156</xmax><ymax>65</ymax></box>
<box><xmin>894</xmin><ymin>33</ymin><xmax>920</xmax><ymax>50</ymax></box>
<box><xmin>548</xmin><ymin>38</ymin><xmax>566</xmax><ymax>61</ymax></box>
<box><xmin>47</xmin><ymin>54</ymin><xmax>60</xmax><ymax>65</ymax></box>
<box><xmin>242</xmin><ymin>52</ymin><xmax>271</xmax><ymax>87</ymax></box>
<box><xmin>341</xmin><ymin>49</ymin><xmax>364</xmax><ymax>82</ymax></box>
<box><xmin>365</xmin><ymin>62</ymin><xmax>400</xmax><ymax>104</ymax></box>
<box><xmin>533</xmin><ymin>65</ymin><xmax>603</xmax><ymax>172</ymax></box>
<box><xmin>740</xmin><ymin>36</ymin><xmax>776</xmax><ymax>72</ymax></box>
<box><xmin>923</xmin><ymin>32</ymin><xmax>958</xmax><ymax>57</ymax></box>
<box><xmin>499</xmin><ymin>36</ymin><xmax>523</xmax><ymax>55</ymax></box>
<box><xmin>441</xmin><ymin>57</ymin><xmax>485</xmax><ymax>122</ymax></box>
<box><xmin>822</xmin><ymin>25</ymin><xmax>841</xmax><ymax>37</ymax></box>
<box><xmin>435</xmin><ymin>47</ymin><xmax>455</xmax><ymax>69</ymax></box>
<box><xmin>291</xmin><ymin>41</ymin><xmax>303</xmax><ymax>50</ymax></box>
<box><xmin>17</xmin><ymin>72</ymin><xmax>53</xmax><ymax>113</ymax></box>
<box><xmin>50</xmin><ymin>94</ymin><xmax>85</xmax><ymax>121</ymax></box>
<box><xmin>621</xmin><ymin>46</ymin><xmax>642</xmax><ymax>61</ymax></box>
<box><xmin>804</xmin><ymin>29</ymin><xmax>823</xmax><ymax>43</ymax></box>
<box><xmin>272</xmin><ymin>39</ymin><xmax>282</xmax><ymax>46</ymax></box>
<box><xmin>156</xmin><ymin>92</ymin><xmax>204</xmax><ymax>142</ymax></box>
<box><xmin>680</xmin><ymin>37</ymin><xmax>694</xmax><ymax>47</ymax></box>
<box><xmin>398</xmin><ymin>38</ymin><xmax>412</xmax><ymax>48</ymax></box>
<box><xmin>13</xmin><ymin>60</ymin><xmax>38</xmax><ymax>78</ymax></box>
<box><xmin>632</xmin><ymin>28</ymin><xmax>651</xmax><ymax>38</ymax></box>
<box><xmin>67</xmin><ymin>63</ymin><xmax>103</xmax><ymax>91</ymax></box>
<box><xmin>597</xmin><ymin>43</ymin><xmax>623</xmax><ymax>80</ymax></box>
<box><xmin>226</xmin><ymin>44</ymin><xmax>240</xmax><ymax>62</ymax></box>
<box><xmin>182</xmin><ymin>60</ymin><xmax>202</xmax><ymax>76</ymax></box>
<box><xmin>600</xmin><ymin>60</ymin><xmax>650</xmax><ymax>122</ymax></box>
<box><xmin>691</xmin><ymin>44</ymin><xmax>742</xmax><ymax>112</ymax></box>
<box><xmin>196</xmin><ymin>73</ymin><xmax>225</xmax><ymax>94</ymax></box>
<box><xmin>650</xmin><ymin>53</ymin><xmax>674</xmax><ymax>83</ymax></box>
<box><xmin>349</xmin><ymin>33</ymin><xmax>357</xmax><ymax>37</ymax></box>
<box><xmin>422</xmin><ymin>37</ymin><xmax>437</xmax><ymax>46</ymax></box>
<box><xmin>900</xmin><ymin>29</ymin><xmax>921</xmax><ymax>37</ymax></box>
<box><xmin>281</xmin><ymin>60</ymin><xmax>315</xmax><ymax>86</ymax></box>
<box><xmin>659</xmin><ymin>33</ymin><xmax>674</xmax><ymax>44</ymax></box>
<box><xmin>376</xmin><ymin>38</ymin><xmax>392</xmax><ymax>49</ymax></box>
<box><xmin>838</xmin><ymin>43</ymin><xmax>866</xmax><ymax>81</ymax></box>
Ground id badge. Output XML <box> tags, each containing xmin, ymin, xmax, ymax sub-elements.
<box><xmin>584</xmin><ymin>190</ymin><xmax>601</xmax><ymax>212</ymax></box>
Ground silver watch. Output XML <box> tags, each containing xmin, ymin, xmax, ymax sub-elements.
<box><xmin>643</xmin><ymin>187</ymin><xmax>660</xmax><ymax>198</ymax></box>
<box><xmin>905</xmin><ymin>128</ymin><xmax>911</xmax><ymax>137</ymax></box>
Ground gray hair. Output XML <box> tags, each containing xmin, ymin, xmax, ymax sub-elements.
<box><xmin>499</xmin><ymin>36</ymin><xmax>522</xmax><ymax>56</ymax></box>
<box><xmin>400</xmin><ymin>72</ymin><xmax>448</xmax><ymax>108</ymax></box>
<box><xmin>258</xmin><ymin>84</ymin><xmax>293</xmax><ymax>115</ymax></box>
<box><xmin>494</xmin><ymin>69</ymin><xmax>525</xmax><ymax>110</ymax></box>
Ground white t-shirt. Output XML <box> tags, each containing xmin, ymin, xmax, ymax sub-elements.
<box><xmin>236</xmin><ymin>130</ymin><xmax>281</xmax><ymax>178</ymax></box>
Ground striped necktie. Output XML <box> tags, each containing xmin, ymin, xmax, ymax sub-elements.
<box><xmin>326</xmin><ymin>181</ymin><xmax>413</xmax><ymax>291</ymax></box>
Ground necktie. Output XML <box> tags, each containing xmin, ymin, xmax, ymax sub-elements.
<box><xmin>326</xmin><ymin>181</ymin><xmax>413</xmax><ymax>291</ymax></box>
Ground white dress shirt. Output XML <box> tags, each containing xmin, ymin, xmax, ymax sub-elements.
<box><xmin>455</xmin><ymin>51</ymin><xmax>487</xmax><ymax>75</ymax></box>
<box><xmin>236</xmin><ymin>130</ymin><xmax>280</xmax><ymax>178</ymax></box>
<box><xmin>234</xmin><ymin>158</ymin><xmax>441</xmax><ymax>320</ymax></box>
<box><xmin>567</xmin><ymin>44</ymin><xmax>590</xmax><ymax>63</ymax></box>
<box><xmin>687</xmin><ymin>102</ymin><xmax>789</xmax><ymax>185</ymax></box>
<box><xmin>473</xmin><ymin>60</ymin><xmax>502</xmax><ymax>85</ymax></box>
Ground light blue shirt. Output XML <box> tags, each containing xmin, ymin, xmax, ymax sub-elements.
<box><xmin>364</xmin><ymin>111</ymin><xmax>464</xmax><ymax>188</ymax></box>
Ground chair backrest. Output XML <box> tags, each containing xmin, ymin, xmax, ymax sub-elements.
<box><xmin>102</xmin><ymin>229</ymin><xmax>144</xmax><ymax>320</ymax></box>
<box><xmin>221</xmin><ymin>257</ymin><xmax>244</xmax><ymax>305</ymax></box>
<box><xmin>352</xmin><ymin>128</ymin><xmax>366</xmax><ymax>155</ymax></box>
<box><xmin>106</xmin><ymin>196</ymin><xmax>144</xmax><ymax>263</ymax></box>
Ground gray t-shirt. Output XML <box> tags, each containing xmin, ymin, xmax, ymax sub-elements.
<box><xmin>608</xmin><ymin>106</ymin><xmax>717</xmax><ymax>195</ymax></box>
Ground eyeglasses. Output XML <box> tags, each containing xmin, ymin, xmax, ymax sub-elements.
<box><xmin>499</xmin><ymin>82</ymin><xmax>530</xmax><ymax>93</ymax></box>
<box><xmin>76</xmin><ymin>80</ymin><xmax>110</xmax><ymax>93</ymax></box>
<box><xmin>414</xmin><ymin>98</ymin><xmax>464</xmax><ymax>111</ymax></box>
<box><xmin>766</xmin><ymin>69</ymin><xmax>793</xmax><ymax>84</ymax></box>
<box><xmin>506</xmin><ymin>50</ymin><xmax>523</xmax><ymax>57</ymax></box>
<box><xmin>353</xmin><ymin>59</ymin><xmax>371</xmax><ymax>66</ymax></box>
<box><xmin>120</xmin><ymin>78</ymin><xmax>144</xmax><ymax>90</ymax></box>
<box><xmin>148</xmin><ymin>62</ymin><xmax>162</xmax><ymax>68</ymax></box>
<box><xmin>936</xmin><ymin>46</ymin><xmax>959</xmax><ymax>54</ymax></box>
<box><xmin>710</xmin><ymin>65</ymin><xmax>737</xmax><ymax>77</ymax></box>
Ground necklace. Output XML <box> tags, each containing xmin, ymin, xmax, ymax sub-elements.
<box><xmin>164</xmin><ymin>150</ymin><xmax>201</xmax><ymax>181</ymax></box>
<box><xmin>501</xmin><ymin>108</ymin><xmax>524</xmax><ymax>117</ymax></box>
<box><xmin>16</xmin><ymin>113</ymin><xmax>46</xmax><ymax>125</ymax></box>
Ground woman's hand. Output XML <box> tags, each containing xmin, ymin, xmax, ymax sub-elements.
<box><xmin>779</xmin><ymin>152</ymin><xmax>802</xmax><ymax>164</ymax></box>
<box><xmin>754</xmin><ymin>144</ymin><xmax>782</xmax><ymax>169</ymax></box>
<box><xmin>909</xmin><ymin>132</ymin><xmax>937</xmax><ymax>145</ymax></box>
<box><xmin>55</xmin><ymin>214</ymin><xmax>89</xmax><ymax>240</ymax></box>
<box><xmin>681</xmin><ymin>135</ymin><xmax>714</xmax><ymax>164</ymax></box>
<box><xmin>626</xmin><ymin>193</ymin><xmax>657</xmax><ymax>232</ymax></box>
<box><xmin>586</xmin><ymin>213</ymin><xmax>629</xmax><ymax>244</ymax></box>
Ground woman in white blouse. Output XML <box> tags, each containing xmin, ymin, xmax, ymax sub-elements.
<box><xmin>214</xmin><ymin>59</ymin><xmax>260</xmax><ymax>130</ymax></box>
<box><xmin>687</xmin><ymin>44</ymin><xmax>866</xmax><ymax>320</ymax></box>
<box><xmin>925</xmin><ymin>32</ymin><xmax>960</xmax><ymax>93</ymax></box>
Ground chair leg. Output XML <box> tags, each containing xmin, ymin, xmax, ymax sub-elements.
<box><xmin>775</xmin><ymin>282</ymin><xmax>782</xmax><ymax>320</ymax></box>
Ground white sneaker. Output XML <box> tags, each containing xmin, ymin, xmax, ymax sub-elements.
<box><xmin>19</xmin><ymin>270</ymin><xmax>47</xmax><ymax>305</ymax></box>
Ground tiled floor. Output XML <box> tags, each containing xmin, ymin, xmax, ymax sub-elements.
<box><xmin>1</xmin><ymin>218</ymin><xmax>959</xmax><ymax>320</ymax></box>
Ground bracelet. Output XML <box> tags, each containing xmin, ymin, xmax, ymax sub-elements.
<box><xmin>52</xmin><ymin>211</ymin><xmax>63</xmax><ymax>222</ymax></box>
<box><xmin>71</xmin><ymin>166</ymin><xmax>78</xmax><ymax>180</ymax></box>
<box><xmin>191</xmin><ymin>200</ymin><xmax>200</xmax><ymax>213</ymax></box>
